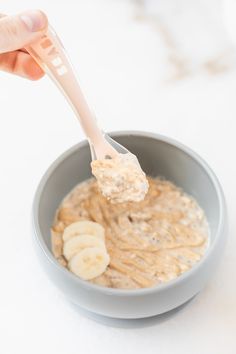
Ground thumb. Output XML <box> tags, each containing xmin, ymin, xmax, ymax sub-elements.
<box><xmin>0</xmin><ymin>10</ymin><xmax>48</xmax><ymax>54</ymax></box>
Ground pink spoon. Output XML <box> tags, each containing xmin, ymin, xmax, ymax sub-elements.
<box><xmin>26</xmin><ymin>26</ymin><xmax>138</xmax><ymax>162</ymax></box>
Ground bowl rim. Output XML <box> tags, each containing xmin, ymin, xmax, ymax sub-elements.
<box><xmin>32</xmin><ymin>130</ymin><xmax>227</xmax><ymax>297</ymax></box>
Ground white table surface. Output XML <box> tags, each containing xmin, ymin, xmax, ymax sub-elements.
<box><xmin>0</xmin><ymin>1</ymin><xmax>235</xmax><ymax>353</ymax></box>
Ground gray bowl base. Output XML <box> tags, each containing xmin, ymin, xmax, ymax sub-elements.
<box><xmin>69</xmin><ymin>295</ymin><xmax>198</xmax><ymax>328</ymax></box>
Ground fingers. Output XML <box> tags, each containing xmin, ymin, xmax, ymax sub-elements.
<box><xmin>0</xmin><ymin>10</ymin><xmax>47</xmax><ymax>79</ymax></box>
<box><xmin>0</xmin><ymin>10</ymin><xmax>48</xmax><ymax>54</ymax></box>
<box><xmin>0</xmin><ymin>50</ymin><xmax>44</xmax><ymax>80</ymax></box>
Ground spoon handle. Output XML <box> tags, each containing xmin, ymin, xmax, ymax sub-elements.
<box><xmin>26</xmin><ymin>26</ymin><xmax>108</xmax><ymax>152</ymax></box>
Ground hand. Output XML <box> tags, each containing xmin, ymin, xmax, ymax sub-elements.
<box><xmin>0</xmin><ymin>10</ymin><xmax>48</xmax><ymax>80</ymax></box>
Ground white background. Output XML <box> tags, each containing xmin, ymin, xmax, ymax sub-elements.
<box><xmin>0</xmin><ymin>1</ymin><xmax>235</xmax><ymax>353</ymax></box>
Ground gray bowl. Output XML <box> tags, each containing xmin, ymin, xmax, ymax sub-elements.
<box><xmin>32</xmin><ymin>131</ymin><xmax>227</xmax><ymax>319</ymax></box>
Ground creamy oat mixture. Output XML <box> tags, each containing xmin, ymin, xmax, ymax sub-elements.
<box><xmin>51</xmin><ymin>177</ymin><xmax>209</xmax><ymax>289</ymax></box>
<box><xmin>91</xmin><ymin>153</ymin><xmax>149</xmax><ymax>203</ymax></box>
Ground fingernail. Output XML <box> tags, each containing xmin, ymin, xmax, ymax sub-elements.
<box><xmin>20</xmin><ymin>10</ymin><xmax>47</xmax><ymax>32</ymax></box>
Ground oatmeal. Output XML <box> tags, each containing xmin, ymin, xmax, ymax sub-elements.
<box><xmin>91</xmin><ymin>153</ymin><xmax>149</xmax><ymax>203</ymax></box>
<box><xmin>51</xmin><ymin>177</ymin><xmax>209</xmax><ymax>289</ymax></box>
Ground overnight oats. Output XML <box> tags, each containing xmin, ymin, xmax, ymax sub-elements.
<box><xmin>51</xmin><ymin>177</ymin><xmax>209</xmax><ymax>289</ymax></box>
<box><xmin>91</xmin><ymin>153</ymin><xmax>149</xmax><ymax>203</ymax></box>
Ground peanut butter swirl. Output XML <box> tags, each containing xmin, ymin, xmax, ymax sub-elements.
<box><xmin>51</xmin><ymin>177</ymin><xmax>209</xmax><ymax>289</ymax></box>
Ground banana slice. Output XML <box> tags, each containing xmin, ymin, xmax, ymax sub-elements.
<box><xmin>63</xmin><ymin>221</ymin><xmax>105</xmax><ymax>242</ymax></box>
<box><xmin>69</xmin><ymin>247</ymin><xmax>110</xmax><ymax>280</ymax></box>
<box><xmin>63</xmin><ymin>235</ymin><xmax>106</xmax><ymax>261</ymax></box>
